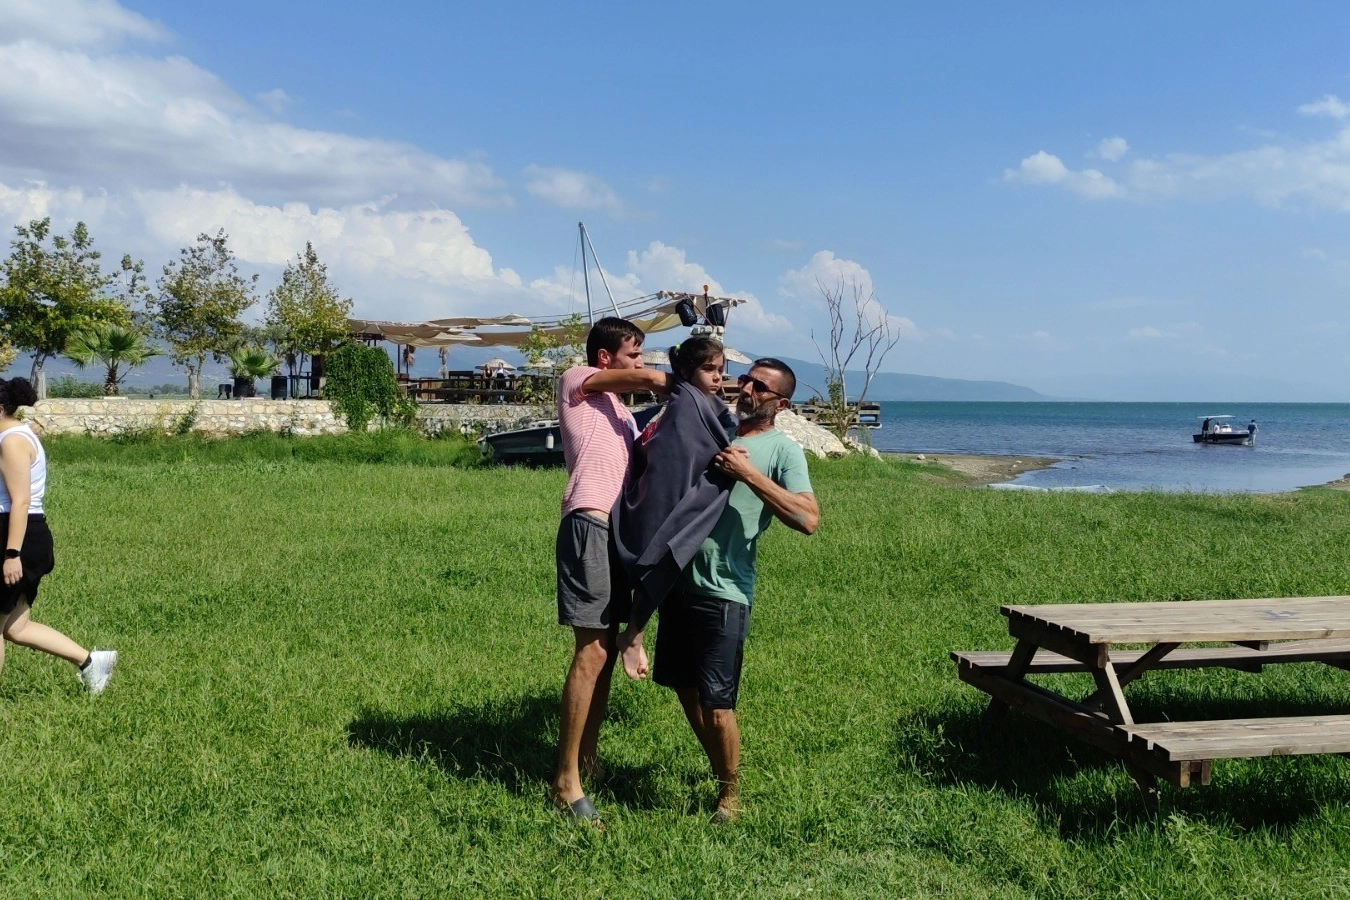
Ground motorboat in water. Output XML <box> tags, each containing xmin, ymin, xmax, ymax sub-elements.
<box><xmin>1194</xmin><ymin>415</ymin><xmax>1256</xmax><ymax>446</ymax></box>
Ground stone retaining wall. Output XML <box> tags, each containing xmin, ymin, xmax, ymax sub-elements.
<box><xmin>24</xmin><ymin>398</ymin><xmax>556</xmax><ymax>438</ymax></box>
<box><xmin>24</xmin><ymin>398</ymin><xmax>857</xmax><ymax>458</ymax></box>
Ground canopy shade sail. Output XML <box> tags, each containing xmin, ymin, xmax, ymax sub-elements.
<box><xmin>348</xmin><ymin>319</ymin><xmax>482</xmax><ymax>348</ymax></box>
<box><xmin>349</xmin><ymin>291</ymin><xmax>748</xmax><ymax>349</ymax></box>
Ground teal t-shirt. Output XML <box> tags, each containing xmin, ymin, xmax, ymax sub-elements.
<box><xmin>683</xmin><ymin>428</ymin><xmax>813</xmax><ymax>605</ymax></box>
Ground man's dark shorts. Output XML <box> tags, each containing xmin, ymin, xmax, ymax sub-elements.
<box><xmin>652</xmin><ymin>586</ymin><xmax>750</xmax><ymax>710</ymax></box>
<box><xmin>556</xmin><ymin>510</ymin><xmax>630</xmax><ymax>629</ymax></box>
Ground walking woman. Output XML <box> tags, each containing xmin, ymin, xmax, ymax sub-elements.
<box><xmin>0</xmin><ymin>377</ymin><xmax>117</xmax><ymax>693</ymax></box>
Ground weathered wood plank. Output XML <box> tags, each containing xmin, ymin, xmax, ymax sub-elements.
<box><xmin>1000</xmin><ymin>596</ymin><xmax>1350</xmax><ymax>646</ymax></box>
<box><xmin>951</xmin><ymin>639</ymin><xmax>1350</xmax><ymax>674</ymax></box>
<box><xmin>1125</xmin><ymin>716</ymin><xmax>1350</xmax><ymax>761</ymax></box>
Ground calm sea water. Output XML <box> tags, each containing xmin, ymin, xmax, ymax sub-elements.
<box><xmin>868</xmin><ymin>402</ymin><xmax>1350</xmax><ymax>493</ymax></box>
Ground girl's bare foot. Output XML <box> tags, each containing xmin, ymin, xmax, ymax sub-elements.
<box><xmin>616</xmin><ymin>629</ymin><xmax>649</xmax><ymax>680</ymax></box>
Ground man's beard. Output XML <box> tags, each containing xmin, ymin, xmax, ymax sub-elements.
<box><xmin>736</xmin><ymin>397</ymin><xmax>775</xmax><ymax>423</ymax></box>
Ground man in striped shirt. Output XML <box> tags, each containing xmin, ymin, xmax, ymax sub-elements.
<box><xmin>551</xmin><ymin>317</ymin><xmax>670</xmax><ymax>824</ymax></box>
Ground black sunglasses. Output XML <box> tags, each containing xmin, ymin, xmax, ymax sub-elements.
<box><xmin>737</xmin><ymin>373</ymin><xmax>788</xmax><ymax>399</ymax></box>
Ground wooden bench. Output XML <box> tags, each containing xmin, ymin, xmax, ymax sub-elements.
<box><xmin>952</xmin><ymin>639</ymin><xmax>1350</xmax><ymax>676</ymax></box>
<box><xmin>1117</xmin><ymin>715</ymin><xmax>1350</xmax><ymax>786</ymax></box>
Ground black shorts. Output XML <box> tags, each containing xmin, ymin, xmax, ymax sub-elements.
<box><xmin>0</xmin><ymin>513</ymin><xmax>55</xmax><ymax>615</ymax></box>
<box><xmin>556</xmin><ymin>511</ymin><xmax>630</xmax><ymax>629</ymax></box>
<box><xmin>652</xmin><ymin>587</ymin><xmax>750</xmax><ymax>710</ymax></box>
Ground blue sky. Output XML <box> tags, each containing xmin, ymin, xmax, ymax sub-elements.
<box><xmin>3</xmin><ymin>0</ymin><xmax>1350</xmax><ymax>400</ymax></box>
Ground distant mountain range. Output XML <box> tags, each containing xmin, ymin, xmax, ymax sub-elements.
<box><xmin>15</xmin><ymin>349</ymin><xmax>1051</xmax><ymax>402</ymax></box>
<box><xmin>754</xmin><ymin>356</ymin><xmax>1051</xmax><ymax>402</ymax></box>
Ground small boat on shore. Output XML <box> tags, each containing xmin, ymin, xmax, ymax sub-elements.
<box><xmin>482</xmin><ymin>405</ymin><xmax>663</xmax><ymax>466</ymax></box>
<box><xmin>1194</xmin><ymin>415</ymin><xmax>1256</xmax><ymax>446</ymax></box>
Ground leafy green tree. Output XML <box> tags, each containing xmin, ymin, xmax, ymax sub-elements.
<box><xmin>517</xmin><ymin>313</ymin><xmax>585</xmax><ymax>412</ymax></box>
<box><xmin>63</xmin><ymin>324</ymin><xmax>161</xmax><ymax>396</ymax></box>
<box><xmin>0</xmin><ymin>218</ymin><xmax>132</xmax><ymax>392</ymax></box>
<box><xmin>324</xmin><ymin>341</ymin><xmax>416</xmax><ymax>431</ymax></box>
<box><xmin>149</xmin><ymin>230</ymin><xmax>258</xmax><ymax>399</ymax></box>
<box><xmin>264</xmin><ymin>242</ymin><xmax>352</xmax><ymax>383</ymax></box>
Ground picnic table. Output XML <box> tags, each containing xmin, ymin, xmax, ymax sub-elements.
<box><xmin>952</xmin><ymin>596</ymin><xmax>1350</xmax><ymax>795</ymax></box>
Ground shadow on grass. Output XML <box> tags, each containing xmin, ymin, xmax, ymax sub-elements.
<box><xmin>897</xmin><ymin>692</ymin><xmax>1350</xmax><ymax>839</ymax></box>
<box><xmin>347</xmin><ymin>691</ymin><xmax>661</xmax><ymax>808</ymax></box>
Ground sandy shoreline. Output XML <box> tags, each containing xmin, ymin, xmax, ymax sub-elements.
<box><xmin>884</xmin><ymin>451</ymin><xmax>1350</xmax><ymax>491</ymax></box>
<box><xmin>882</xmin><ymin>451</ymin><xmax>1059</xmax><ymax>485</ymax></box>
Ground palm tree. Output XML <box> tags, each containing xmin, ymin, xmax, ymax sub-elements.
<box><xmin>227</xmin><ymin>346</ymin><xmax>280</xmax><ymax>399</ymax></box>
<box><xmin>63</xmin><ymin>325</ymin><xmax>160</xmax><ymax>396</ymax></box>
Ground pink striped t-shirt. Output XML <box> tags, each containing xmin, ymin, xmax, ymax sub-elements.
<box><xmin>558</xmin><ymin>366</ymin><xmax>637</xmax><ymax>517</ymax></box>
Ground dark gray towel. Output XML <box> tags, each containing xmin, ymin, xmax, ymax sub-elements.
<box><xmin>612</xmin><ymin>382</ymin><xmax>737</xmax><ymax>632</ymax></box>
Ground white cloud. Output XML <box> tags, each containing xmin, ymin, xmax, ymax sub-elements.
<box><xmin>1095</xmin><ymin>136</ymin><xmax>1129</xmax><ymax>161</ymax></box>
<box><xmin>1008</xmin><ymin>97</ymin><xmax>1350</xmax><ymax>210</ymax></box>
<box><xmin>256</xmin><ymin>88</ymin><xmax>292</xmax><ymax>115</ymax></box>
<box><xmin>778</xmin><ymin>251</ymin><xmax>922</xmax><ymax>343</ymax></box>
<box><xmin>1004</xmin><ymin>151</ymin><xmax>1124</xmax><ymax>199</ymax></box>
<box><xmin>0</xmin><ymin>0</ymin><xmax>168</xmax><ymax>48</ymax></box>
<box><xmin>524</xmin><ymin>165</ymin><xmax>622</xmax><ymax>214</ymax></box>
<box><xmin>1298</xmin><ymin>94</ymin><xmax>1350</xmax><ymax>119</ymax></box>
<box><xmin>1127</xmin><ymin>326</ymin><xmax>1175</xmax><ymax>340</ymax></box>
<box><xmin>1302</xmin><ymin>247</ymin><xmax>1329</xmax><ymax>261</ymax></box>
<box><xmin>0</xmin><ymin>35</ymin><xmax>507</xmax><ymax>208</ymax></box>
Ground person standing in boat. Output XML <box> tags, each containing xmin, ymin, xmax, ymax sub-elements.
<box><xmin>550</xmin><ymin>318</ymin><xmax>671</xmax><ymax>826</ymax></box>
<box><xmin>0</xmin><ymin>377</ymin><xmax>118</xmax><ymax>694</ymax></box>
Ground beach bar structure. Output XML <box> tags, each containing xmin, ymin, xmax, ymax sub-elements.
<box><xmin>348</xmin><ymin>291</ymin><xmax>747</xmax><ymax>404</ymax></box>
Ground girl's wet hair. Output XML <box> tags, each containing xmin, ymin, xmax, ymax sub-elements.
<box><xmin>0</xmin><ymin>377</ymin><xmax>37</xmax><ymax>416</ymax></box>
<box><xmin>667</xmin><ymin>336</ymin><xmax>724</xmax><ymax>383</ymax></box>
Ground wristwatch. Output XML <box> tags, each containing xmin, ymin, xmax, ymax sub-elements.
<box><xmin>4</xmin><ymin>549</ymin><xmax>20</xmax><ymax>559</ymax></box>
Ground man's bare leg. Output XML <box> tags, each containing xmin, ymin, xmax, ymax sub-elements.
<box><xmin>675</xmin><ymin>688</ymin><xmax>740</xmax><ymax>820</ymax></box>
<box><xmin>552</xmin><ymin>627</ymin><xmax>616</xmax><ymax>807</ymax></box>
<box><xmin>615</xmin><ymin>627</ymin><xmax>648</xmax><ymax>680</ymax></box>
<box><xmin>578</xmin><ymin>626</ymin><xmax>619</xmax><ymax>780</ymax></box>
<box><xmin>706</xmin><ymin>707</ymin><xmax>741</xmax><ymax>820</ymax></box>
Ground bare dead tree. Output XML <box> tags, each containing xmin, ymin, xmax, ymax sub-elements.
<box><xmin>810</xmin><ymin>278</ymin><xmax>901</xmax><ymax>443</ymax></box>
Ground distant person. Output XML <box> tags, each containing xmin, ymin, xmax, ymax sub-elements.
<box><xmin>611</xmin><ymin>336</ymin><xmax>738</xmax><ymax>681</ymax></box>
<box><xmin>0</xmin><ymin>378</ymin><xmax>117</xmax><ymax>694</ymax></box>
<box><xmin>551</xmin><ymin>318</ymin><xmax>671</xmax><ymax>826</ymax></box>
<box><xmin>1249</xmin><ymin>419</ymin><xmax>1258</xmax><ymax>436</ymax></box>
<box><xmin>652</xmin><ymin>358</ymin><xmax>819</xmax><ymax>823</ymax></box>
<box><xmin>1201</xmin><ymin>418</ymin><xmax>1211</xmax><ymax>435</ymax></box>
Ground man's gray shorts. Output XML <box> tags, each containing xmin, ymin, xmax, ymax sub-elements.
<box><xmin>556</xmin><ymin>510</ymin><xmax>630</xmax><ymax>629</ymax></box>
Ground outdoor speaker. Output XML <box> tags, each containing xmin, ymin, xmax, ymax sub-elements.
<box><xmin>676</xmin><ymin>298</ymin><xmax>699</xmax><ymax>327</ymax></box>
<box><xmin>705</xmin><ymin>301</ymin><xmax>727</xmax><ymax>327</ymax></box>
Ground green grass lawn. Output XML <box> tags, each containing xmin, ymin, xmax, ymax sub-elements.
<box><xmin>6</xmin><ymin>433</ymin><xmax>1350</xmax><ymax>897</ymax></box>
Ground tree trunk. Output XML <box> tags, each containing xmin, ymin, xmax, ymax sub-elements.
<box><xmin>187</xmin><ymin>364</ymin><xmax>200</xmax><ymax>400</ymax></box>
<box><xmin>29</xmin><ymin>356</ymin><xmax>46</xmax><ymax>399</ymax></box>
<box><xmin>105</xmin><ymin>365</ymin><xmax>119</xmax><ymax>396</ymax></box>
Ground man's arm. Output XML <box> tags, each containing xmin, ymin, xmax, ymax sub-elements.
<box><xmin>715</xmin><ymin>446</ymin><xmax>819</xmax><ymax>535</ymax></box>
<box><xmin>582</xmin><ymin>368</ymin><xmax>672</xmax><ymax>396</ymax></box>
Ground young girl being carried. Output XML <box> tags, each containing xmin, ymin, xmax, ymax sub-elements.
<box><xmin>611</xmin><ymin>337</ymin><xmax>737</xmax><ymax>680</ymax></box>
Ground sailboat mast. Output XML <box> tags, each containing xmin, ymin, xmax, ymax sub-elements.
<box><xmin>579</xmin><ymin>222</ymin><xmax>594</xmax><ymax>324</ymax></box>
<box><xmin>579</xmin><ymin>222</ymin><xmax>622</xmax><ymax>319</ymax></box>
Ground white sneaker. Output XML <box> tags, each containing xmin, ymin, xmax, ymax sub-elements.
<box><xmin>78</xmin><ymin>649</ymin><xmax>118</xmax><ymax>695</ymax></box>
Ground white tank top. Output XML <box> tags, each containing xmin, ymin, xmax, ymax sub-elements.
<box><xmin>0</xmin><ymin>423</ymin><xmax>46</xmax><ymax>514</ymax></box>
